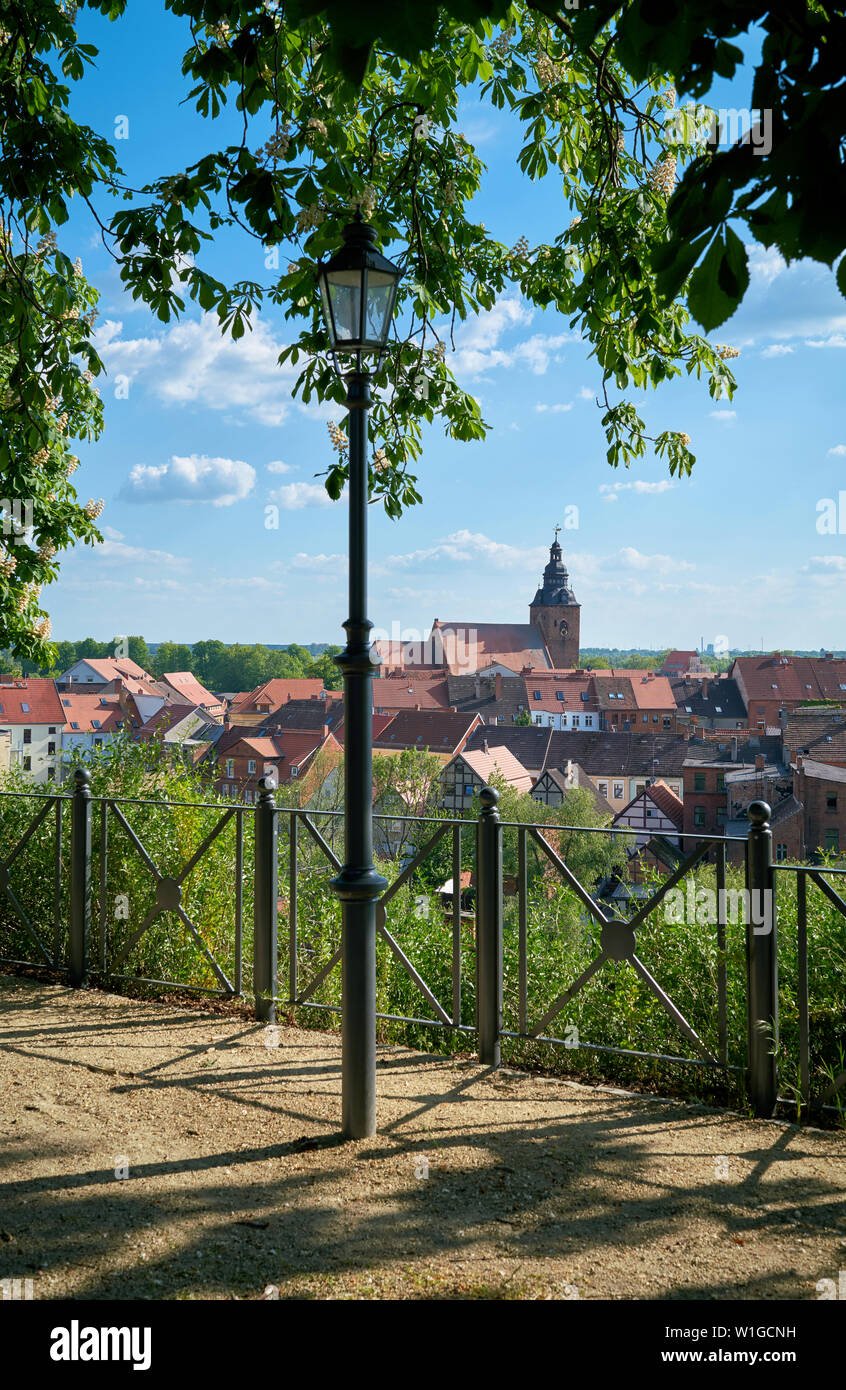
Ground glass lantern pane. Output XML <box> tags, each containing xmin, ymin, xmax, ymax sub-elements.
<box><xmin>364</xmin><ymin>270</ymin><xmax>396</xmax><ymax>345</ymax></box>
<box><xmin>327</xmin><ymin>270</ymin><xmax>363</xmax><ymax>344</ymax></box>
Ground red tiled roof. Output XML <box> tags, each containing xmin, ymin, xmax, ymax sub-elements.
<box><xmin>372</xmin><ymin>709</ymin><xmax>482</xmax><ymax>753</ymax></box>
<box><xmin>645</xmin><ymin>780</ymin><xmax>684</xmax><ymax>824</ymax></box>
<box><xmin>0</xmin><ymin>678</ymin><xmax>65</xmax><ymax>725</ymax></box>
<box><xmin>371</xmin><ymin>677</ymin><xmax>451</xmax><ymax>712</ymax></box>
<box><xmin>66</xmin><ymin>656</ymin><xmax>151</xmax><ymax>682</ymax></box>
<box><xmin>160</xmin><ymin>672</ymin><xmax>223</xmax><ymax>711</ymax></box>
<box><xmin>524</xmin><ymin>671</ymin><xmax>594</xmax><ymax>712</ymax></box>
<box><xmin>732</xmin><ymin>655</ymin><xmax>846</xmax><ymax>705</ymax></box>
<box><xmin>135</xmin><ymin>703</ymin><xmax>198</xmax><ymax>739</ymax></box>
<box><xmin>433</xmin><ymin>621</ymin><xmax>551</xmax><ymax>674</ymax></box>
<box><xmin>59</xmin><ymin>691</ymin><xmax>125</xmax><ymax>734</ymax></box>
<box><xmin>229</xmin><ymin>679</ymin><xmax>336</xmax><ymax>713</ymax></box>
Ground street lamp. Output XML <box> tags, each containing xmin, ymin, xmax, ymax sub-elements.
<box><xmin>316</xmin><ymin>211</ymin><xmax>401</xmax><ymax>1140</ymax></box>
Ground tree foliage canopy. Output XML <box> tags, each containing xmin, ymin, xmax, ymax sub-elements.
<box><xmin>2</xmin><ymin>1</ymin><xmax>843</xmax><ymax>661</ymax></box>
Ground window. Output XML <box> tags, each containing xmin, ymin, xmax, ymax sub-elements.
<box><xmin>70</xmin><ymin>722</ymin><xmax>79</xmax><ymax>731</ymax></box>
<box><xmin>23</xmin><ymin>756</ymin><xmax>31</xmax><ymax>772</ymax></box>
<box><xmin>663</xmin><ymin>716</ymin><xmax>672</xmax><ymax>729</ymax></box>
<box><xmin>694</xmin><ymin>771</ymin><xmax>706</xmax><ymax>791</ymax></box>
<box><xmin>46</xmin><ymin>767</ymin><xmax>55</xmax><ymax>782</ymax></box>
<box><xmin>827</xmin><ymin>794</ymin><xmax>838</xmax><ymax>812</ymax></box>
<box><xmin>642</xmin><ymin>713</ymin><xmax>648</xmax><ymax>723</ymax></box>
<box><xmin>48</xmin><ymin>741</ymin><xmax>55</xmax><ymax>755</ymax></box>
<box><xmin>92</xmin><ymin>719</ymin><xmax>101</xmax><ymax>730</ymax></box>
<box><xmin>652</xmin><ymin>714</ymin><xmax>659</xmax><ymax>723</ymax></box>
<box><xmin>247</xmin><ymin>759</ymin><xmax>257</xmax><ymax>774</ymax></box>
<box><xmin>598</xmin><ymin>781</ymin><xmax>608</xmax><ymax>796</ymax></box>
<box><xmin>23</xmin><ymin>728</ymin><xmax>31</xmax><ymax>745</ymax></box>
<box><xmin>572</xmin><ymin>715</ymin><xmax>580</xmax><ymax>728</ymax></box>
<box><xmin>716</xmin><ymin>807</ymin><xmax>727</xmax><ymax>825</ymax></box>
<box><xmin>222</xmin><ymin>783</ymin><xmax>229</xmax><ymax>797</ymax></box>
<box><xmin>48</xmin><ymin>726</ymin><xmax>56</xmax><ymax>734</ymax></box>
<box><xmin>716</xmin><ymin>773</ymin><xmax>726</xmax><ymax>792</ymax></box>
<box><xmin>20</xmin><ymin>702</ymin><xmax>29</xmax><ymax>713</ymax></box>
<box><xmin>533</xmin><ymin>690</ymin><xmax>541</xmax><ymax>700</ymax></box>
<box><xmin>776</xmin><ymin>843</ymin><xmax>788</xmax><ymax>863</ymax></box>
<box><xmin>585</xmin><ymin>715</ymin><xmax>594</xmax><ymax>728</ymax></box>
<box><xmin>94</xmin><ymin>738</ymin><xmax>102</xmax><ymax>747</ymax></box>
<box><xmin>225</xmin><ymin>759</ymin><xmax>234</xmax><ymax>778</ymax></box>
<box><xmin>243</xmin><ymin>790</ymin><xmax>253</xmax><ymax>805</ymax></box>
<box><xmin>825</xmin><ymin>829</ymin><xmax>839</xmax><ymax>852</ymax></box>
<box><xmin>556</xmin><ymin>691</ymin><xmax>565</xmax><ymax>701</ymax></box>
<box><xmin>534</xmin><ymin>716</ymin><xmax>543</xmax><ymax>725</ymax></box>
<box><xmin>464</xmin><ymin>783</ymin><xmax>475</xmax><ymax>797</ymax></box>
<box><xmin>694</xmin><ymin>805</ymin><xmax>706</xmax><ymax>827</ymax></box>
<box><xmin>715</xmin><ymin>706</ymin><xmax>722</xmax><ymax>714</ymax></box>
<box><xmin>613</xmin><ymin>783</ymin><xmax>624</xmax><ymax>800</ymax></box>
<box><xmin>291</xmin><ymin>765</ymin><xmax>299</xmax><ymax>777</ymax></box>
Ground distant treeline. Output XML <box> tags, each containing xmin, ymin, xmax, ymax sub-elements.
<box><xmin>8</xmin><ymin>638</ymin><xmax>344</xmax><ymax>693</ymax></box>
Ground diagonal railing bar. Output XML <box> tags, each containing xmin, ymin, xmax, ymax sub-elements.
<box><xmin>176</xmin><ymin>807</ymin><xmax>236</xmax><ymax>884</ymax></box>
<box><xmin>808</xmin><ymin>868</ymin><xmax>846</xmax><ymax>920</ymax></box>
<box><xmin>108</xmin><ymin>802</ymin><xmax>162</xmax><ymax>883</ymax></box>
<box><xmin>296</xmin><ymin>944</ymin><xmax>343</xmax><ymax>1003</ymax></box>
<box><xmin>529</xmin><ymin>826</ymin><xmax>610</xmax><ymax>930</ymax></box>
<box><xmin>529</xmin><ymin>953</ymin><xmax>607</xmax><ymax>1038</ymax></box>
<box><xmin>452</xmin><ymin>823</ymin><xmax>462</xmax><ymax>1027</ymax></box>
<box><xmin>820</xmin><ymin>1069</ymin><xmax>846</xmax><ymax>1106</ymax></box>
<box><xmin>301</xmin><ymin>813</ymin><xmax>342</xmax><ymax>873</ymax></box>
<box><xmin>627</xmin><ymin>840</ymin><xmax>712</xmax><ymax>930</ymax></box>
<box><xmin>629</xmin><ymin>954</ymin><xmax>718</xmax><ymax>1064</ymax></box>
<box><xmin>376</xmin><ymin>920</ymin><xmax>452</xmax><ymax>1026</ymax></box>
<box><xmin>175</xmin><ymin>905</ymin><xmax>233</xmax><ymax>992</ymax></box>
<box><xmin>3</xmin><ymin>883</ymin><xmax>54</xmax><ymax>967</ymax></box>
<box><xmin>379</xmin><ymin>823</ymin><xmax>450</xmax><ymax>907</ymax></box>
<box><xmin>111</xmin><ymin>905</ymin><xmax>161</xmax><ymax>971</ymax></box>
<box><xmin>3</xmin><ymin>797</ymin><xmax>55</xmax><ymax>870</ymax></box>
<box><xmin>107</xmin><ymin>800</ymin><xmax>234</xmax><ymax>989</ymax></box>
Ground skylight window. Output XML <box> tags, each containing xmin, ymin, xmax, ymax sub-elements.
<box><xmin>71</xmin><ymin>721</ymin><xmax>79</xmax><ymax>730</ymax></box>
<box><xmin>20</xmin><ymin>702</ymin><xmax>29</xmax><ymax>712</ymax></box>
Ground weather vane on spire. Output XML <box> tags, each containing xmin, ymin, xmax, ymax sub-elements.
<box><xmin>553</xmin><ymin>524</ymin><xmax>561</xmax><ymax>542</ymax></box>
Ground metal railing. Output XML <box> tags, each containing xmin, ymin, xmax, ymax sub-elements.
<box><xmin>0</xmin><ymin>770</ymin><xmax>843</xmax><ymax>1120</ymax></box>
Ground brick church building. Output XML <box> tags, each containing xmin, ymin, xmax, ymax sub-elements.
<box><xmin>374</xmin><ymin>531</ymin><xmax>581</xmax><ymax>677</ymax></box>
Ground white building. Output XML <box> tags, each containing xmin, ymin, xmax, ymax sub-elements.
<box><xmin>0</xmin><ymin>677</ymin><xmax>65</xmax><ymax>784</ymax></box>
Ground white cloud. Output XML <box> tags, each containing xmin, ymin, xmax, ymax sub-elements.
<box><xmin>806</xmin><ymin>333</ymin><xmax>846</xmax><ymax>349</ymax></box>
<box><xmin>710</xmin><ymin>409</ymin><xmax>736</xmax><ymax>421</ymax></box>
<box><xmin>287</xmin><ymin>552</ymin><xmax>345</xmax><ymax>568</ymax></box>
<box><xmin>268</xmin><ymin>481</ymin><xmax>340</xmax><ymax>510</ymax></box>
<box><xmin>809</xmin><ymin>555</ymin><xmax>846</xmax><ymax>572</ymax></box>
<box><xmin>578</xmin><ymin>386</ymin><xmax>596</xmax><ymax>401</ymax></box>
<box><xmin>96</xmin><ymin>314</ymin><xmax>316</xmax><ymax>427</ymax></box>
<box><xmin>827</xmin><ymin>445</ymin><xmax>846</xmax><ymax>456</ymax></box>
<box><xmin>121</xmin><ymin>454</ymin><xmax>256</xmax><ymax>507</ymax></box>
<box><xmin>535</xmin><ymin>402</ymin><xmax>573</xmax><ymax>413</ymax></box>
<box><xmin>267</xmin><ymin>460</ymin><xmax>292</xmax><ymax>474</ymax></box>
<box><xmin>444</xmin><ymin>296</ymin><xmax>576</xmax><ymax>379</ymax></box>
<box><xmin>618</xmin><ymin>546</ymin><xmax>694</xmax><ymax>574</ymax></box>
<box><xmin>377</xmin><ymin>528</ymin><xmax>548</xmax><ymax>575</ymax></box>
<box><xmin>762</xmin><ymin>343</ymin><xmax>793</xmax><ymax>357</ymax></box>
<box><xmin>748</xmin><ymin>244</ymin><xmax>787</xmax><ymax>288</ymax></box>
<box><xmin>599</xmin><ymin>479</ymin><xmax>676</xmax><ymax>498</ymax></box>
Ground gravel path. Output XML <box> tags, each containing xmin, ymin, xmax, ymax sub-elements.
<box><xmin>1</xmin><ymin>973</ymin><xmax>844</xmax><ymax>1300</ymax></box>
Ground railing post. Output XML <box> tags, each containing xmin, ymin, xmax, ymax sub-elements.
<box><xmin>745</xmin><ymin>800</ymin><xmax>778</xmax><ymax>1116</ymax></box>
<box><xmin>476</xmin><ymin>786</ymin><xmax>503</xmax><ymax>1067</ymax></box>
<box><xmin>253</xmin><ymin>776</ymin><xmax>278</xmax><ymax>1024</ymax></box>
<box><xmin>69</xmin><ymin>768</ymin><xmax>92</xmax><ymax>987</ymax></box>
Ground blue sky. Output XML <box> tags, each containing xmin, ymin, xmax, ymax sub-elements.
<box><xmin>50</xmin><ymin>5</ymin><xmax>846</xmax><ymax>651</ymax></box>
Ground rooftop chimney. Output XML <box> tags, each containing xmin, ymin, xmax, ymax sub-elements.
<box><xmin>755</xmin><ymin>753</ymin><xmax>765</xmax><ymax>771</ymax></box>
<box><xmin>731</xmin><ymin>736</ymin><xmax>738</xmax><ymax>761</ymax></box>
<box><xmin>483</xmin><ymin>738</ymin><xmax>489</xmax><ymax>754</ymax></box>
<box><xmin>702</xmin><ymin>678</ymin><xmax>709</xmax><ymax>699</ymax></box>
<box><xmin>796</xmin><ymin>754</ymin><xmax>804</xmax><ymax>770</ymax></box>
<box><xmin>495</xmin><ymin>673</ymin><xmax>503</xmax><ymax>700</ymax></box>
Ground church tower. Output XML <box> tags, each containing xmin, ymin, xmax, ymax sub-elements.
<box><xmin>530</xmin><ymin>529</ymin><xmax>581</xmax><ymax>668</ymax></box>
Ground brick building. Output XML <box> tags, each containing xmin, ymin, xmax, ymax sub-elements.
<box><xmin>792</xmin><ymin>756</ymin><xmax>846</xmax><ymax>857</ymax></box>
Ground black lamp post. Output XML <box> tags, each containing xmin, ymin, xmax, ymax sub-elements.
<box><xmin>316</xmin><ymin>212</ymin><xmax>401</xmax><ymax>1139</ymax></box>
